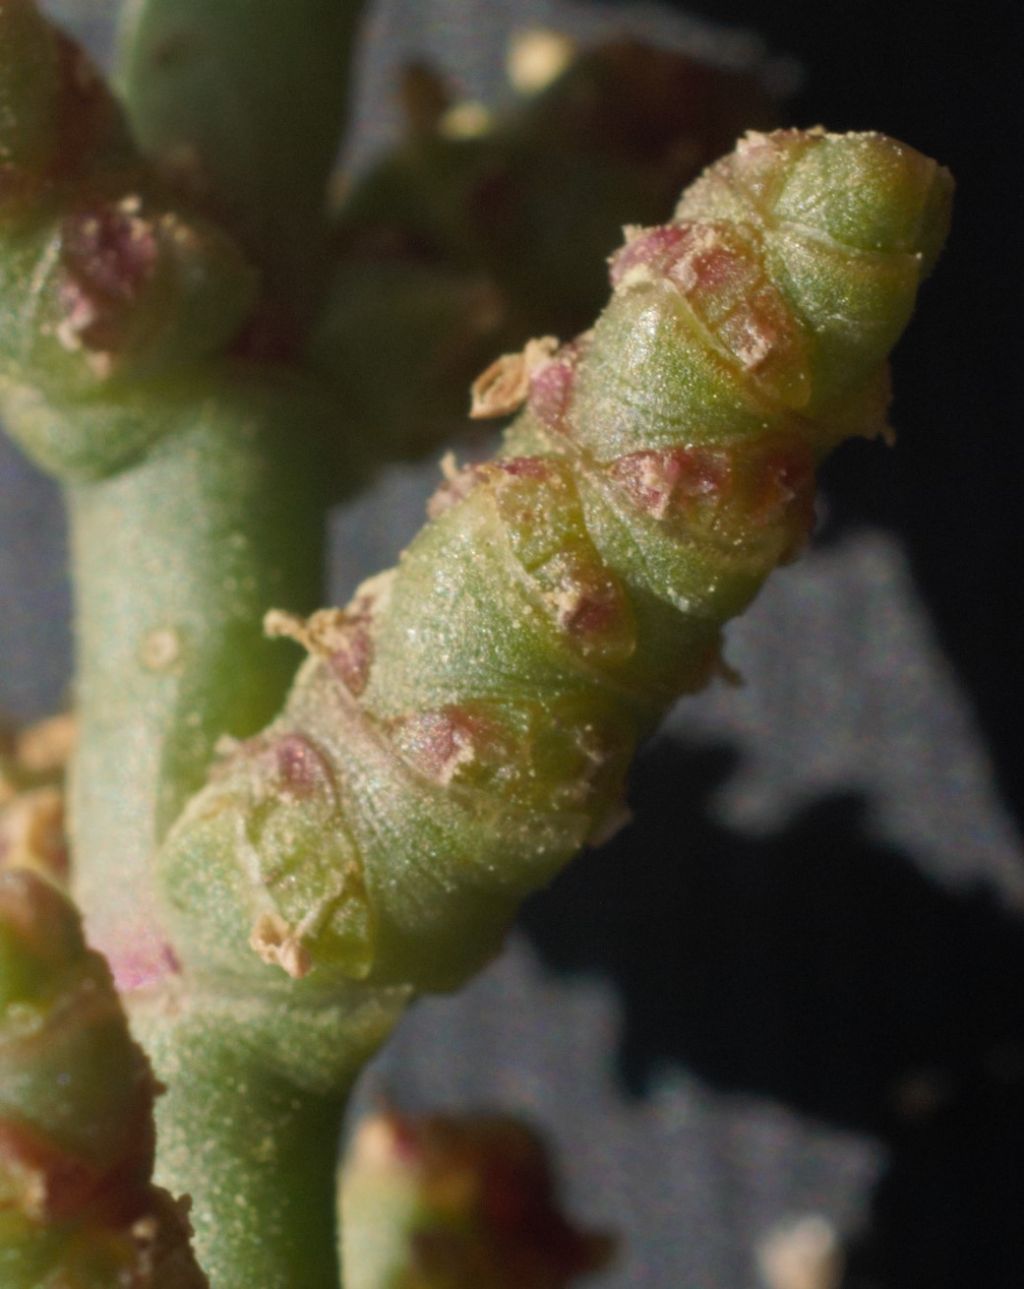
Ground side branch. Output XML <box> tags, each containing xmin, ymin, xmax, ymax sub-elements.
<box><xmin>147</xmin><ymin>129</ymin><xmax>949</xmax><ymax>1284</ymax></box>
<box><xmin>162</xmin><ymin>129</ymin><xmax>952</xmax><ymax>999</ymax></box>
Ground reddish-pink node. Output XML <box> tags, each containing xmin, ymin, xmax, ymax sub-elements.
<box><xmin>609</xmin><ymin>224</ymin><xmax>689</xmax><ymax>288</ymax></box>
<box><xmin>667</xmin><ymin>228</ymin><xmax>744</xmax><ymax>297</ymax></box>
<box><xmin>110</xmin><ymin>937</ymin><xmax>181</xmax><ymax>995</ymax></box>
<box><xmin>744</xmin><ymin>439</ymin><xmax>816</xmax><ymax>546</ymax></box>
<box><xmin>273</xmin><ymin>733</ymin><xmax>335</xmax><ymax>798</ymax></box>
<box><xmin>391</xmin><ymin>707</ymin><xmax>487</xmax><ymax>786</ymax></box>
<box><xmin>608</xmin><ymin>445</ymin><xmax>731</xmax><ymax>520</ymax></box>
<box><xmin>552</xmin><ymin>565</ymin><xmax>624</xmax><ymax>641</ymax></box>
<box><xmin>619</xmin><ymin>222</ymin><xmax>757</xmax><ymax>314</ymax></box>
<box><xmin>329</xmin><ymin>625</ymin><xmax>374</xmax><ymax>697</ymax></box>
<box><xmin>57</xmin><ymin>202</ymin><xmax>158</xmax><ymax>353</ymax></box>
<box><xmin>495</xmin><ymin>456</ymin><xmax>554</xmax><ymax>481</ymax></box>
<box><xmin>527</xmin><ymin>337</ymin><xmax>588</xmax><ymax>434</ymax></box>
<box><xmin>61</xmin><ymin>206</ymin><xmax>157</xmax><ymax>303</ymax></box>
<box><xmin>615</xmin><ymin>221</ymin><xmax>809</xmax><ymax>394</ymax></box>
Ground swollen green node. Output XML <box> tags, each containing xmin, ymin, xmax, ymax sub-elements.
<box><xmin>773</xmin><ymin>131</ymin><xmax>953</xmax><ymax>270</ymax></box>
<box><xmin>0</xmin><ymin>4</ymin><xmax>275</xmax><ymax>487</ymax></box>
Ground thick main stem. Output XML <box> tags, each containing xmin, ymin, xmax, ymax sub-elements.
<box><xmin>126</xmin><ymin>978</ymin><xmax>406</xmax><ymax>1288</ymax></box>
<box><xmin>68</xmin><ymin>372</ymin><xmax>324</xmax><ymax>987</ymax></box>
<box><xmin>132</xmin><ymin>998</ymin><xmax>351</xmax><ymax>1289</ymax></box>
<box><xmin>2</xmin><ymin>3</ymin><xmax>389</xmax><ymax>1282</ymax></box>
<box><xmin>63</xmin><ymin>371</ymin><xmax>367</xmax><ymax>1285</ymax></box>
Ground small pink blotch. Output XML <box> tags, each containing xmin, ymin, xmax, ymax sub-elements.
<box><xmin>111</xmin><ymin>937</ymin><xmax>181</xmax><ymax>994</ymax></box>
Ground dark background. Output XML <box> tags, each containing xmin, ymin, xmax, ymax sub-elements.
<box><xmin>2</xmin><ymin>2</ymin><xmax>1022</xmax><ymax>1285</ymax></box>
<box><xmin>686</xmin><ymin>0</ymin><xmax>1024</xmax><ymax>840</ymax></box>
<box><xmin>349</xmin><ymin>3</ymin><xmax>1024</xmax><ymax>1286</ymax></box>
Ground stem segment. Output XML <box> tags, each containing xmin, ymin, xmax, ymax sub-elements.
<box><xmin>129</xmin><ymin>982</ymin><xmax>406</xmax><ymax>1288</ymax></box>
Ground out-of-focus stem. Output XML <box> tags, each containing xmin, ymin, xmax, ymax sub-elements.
<box><xmin>117</xmin><ymin>0</ymin><xmax>368</xmax><ymax>340</ymax></box>
<box><xmin>340</xmin><ymin>1107</ymin><xmax>614</xmax><ymax>1289</ymax></box>
<box><xmin>0</xmin><ymin>868</ymin><xmax>207</xmax><ymax>1287</ymax></box>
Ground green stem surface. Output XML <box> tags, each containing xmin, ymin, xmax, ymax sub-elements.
<box><xmin>68</xmin><ymin>371</ymin><xmax>326</xmax><ymax>991</ymax></box>
<box><xmin>130</xmin><ymin>981</ymin><xmax>405</xmax><ymax>1289</ymax></box>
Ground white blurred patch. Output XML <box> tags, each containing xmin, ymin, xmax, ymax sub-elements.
<box><xmin>756</xmin><ymin>1215</ymin><xmax>843</xmax><ymax>1289</ymax></box>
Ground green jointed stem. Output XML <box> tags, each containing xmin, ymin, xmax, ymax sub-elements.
<box><xmin>163</xmin><ymin>128</ymin><xmax>952</xmax><ymax>993</ymax></box>
<box><xmin>1</xmin><ymin>8</ymin><xmax>952</xmax><ymax>1283</ymax></box>
<box><xmin>2</xmin><ymin>7</ymin><xmax>362</xmax><ymax>1281</ymax></box>
<box><xmin>150</xmin><ymin>129</ymin><xmax>949</xmax><ymax>1281</ymax></box>
<box><xmin>0</xmin><ymin>1</ymin><xmax>330</xmax><ymax>985</ymax></box>
<box><xmin>129</xmin><ymin>981</ymin><xmax>404</xmax><ymax>1289</ymax></box>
